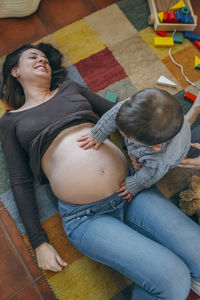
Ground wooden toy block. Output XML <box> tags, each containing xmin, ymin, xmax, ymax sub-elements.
<box><xmin>156</xmin><ymin>30</ymin><xmax>167</xmax><ymax>37</ymax></box>
<box><xmin>106</xmin><ymin>92</ymin><xmax>118</xmax><ymax>103</ymax></box>
<box><xmin>176</xmin><ymin>11</ymin><xmax>184</xmax><ymax>23</ymax></box>
<box><xmin>184</xmin><ymin>91</ymin><xmax>197</xmax><ymax>102</ymax></box>
<box><xmin>154</xmin><ymin>36</ymin><xmax>174</xmax><ymax>47</ymax></box>
<box><xmin>194</xmin><ymin>56</ymin><xmax>200</xmax><ymax>69</ymax></box>
<box><xmin>157</xmin><ymin>75</ymin><xmax>177</xmax><ymax>87</ymax></box>
<box><xmin>181</xmin><ymin>6</ymin><xmax>190</xmax><ymax>14</ymax></box>
<box><xmin>194</xmin><ymin>40</ymin><xmax>200</xmax><ymax>51</ymax></box>
<box><xmin>157</xmin><ymin>11</ymin><xmax>164</xmax><ymax>22</ymax></box>
<box><xmin>148</xmin><ymin>0</ymin><xmax>197</xmax><ymax>31</ymax></box>
<box><xmin>169</xmin><ymin>11</ymin><xmax>178</xmax><ymax>23</ymax></box>
<box><xmin>173</xmin><ymin>32</ymin><xmax>183</xmax><ymax>43</ymax></box>
<box><xmin>163</xmin><ymin>11</ymin><xmax>170</xmax><ymax>23</ymax></box>
<box><xmin>170</xmin><ymin>0</ymin><xmax>186</xmax><ymax>11</ymax></box>
<box><xmin>184</xmin><ymin>31</ymin><xmax>200</xmax><ymax>41</ymax></box>
<box><xmin>182</xmin><ymin>14</ymin><xmax>194</xmax><ymax>24</ymax></box>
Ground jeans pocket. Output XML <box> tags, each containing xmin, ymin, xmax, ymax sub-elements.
<box><xmin>64</xmin><ymin>215</ymin><xmax>88</xmax><ymax>237</ymax></box>
<box><xmin>114</xmin><ymin>200</ymin><xmax>128</xmax><ymax>220</ymax></box>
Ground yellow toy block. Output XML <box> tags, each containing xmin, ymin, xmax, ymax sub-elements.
<box><xmin>194</xmin><ymin>56</ymin><xmax>200</xmax><ymax>69</ymax></box>
<box><xmin>154</xmin><ymin>36</ymin><xmax>174</xmax><ymax>47</ymax></box>
<box><xmin>170</xmin><ymin>0</ymin><xmax>186</xmax><ymax>11</ymax></box>
<box><xmin>157</xmin><ymin>11</ymin><xmax>164</xmax><ymax>23</ymax></box>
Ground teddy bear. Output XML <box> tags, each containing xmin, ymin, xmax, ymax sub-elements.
<box><xmin>179</xmin><ymin>175</ymin><xmax>200</xmax><ymax>224</ymax></box>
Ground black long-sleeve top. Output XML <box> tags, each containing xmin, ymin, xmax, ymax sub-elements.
<box><xmin>0</xmin><ymin>80</ymin><xmax>114</xmax><ymax>249</ymax></box>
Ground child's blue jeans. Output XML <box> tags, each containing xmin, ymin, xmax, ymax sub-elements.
<box><xmin>58</xmin><ymin>169</ymin><xmax>200</xmax><ymax>300</ymax></box>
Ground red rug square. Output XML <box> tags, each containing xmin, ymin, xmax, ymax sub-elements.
<box><xmin>75</xmin><ymin>48</ymin><xmax>127</xmax><ymax>92</ymax></box>
<box><xmin>186</xmin><ymin>290</ymin><xmax>200</xmax><ymax>300</ymax></box>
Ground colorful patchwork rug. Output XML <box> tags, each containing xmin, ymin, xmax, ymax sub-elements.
<box><xmin>1</xmin><ymin>0</ymin><xmax>200</xmax><ymax>299</ymax></box>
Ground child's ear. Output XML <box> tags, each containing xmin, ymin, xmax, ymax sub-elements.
<box><xmin>151</xmin><ymin>144</ymin><xmax>161</xmax><ymax>151</ymax></box>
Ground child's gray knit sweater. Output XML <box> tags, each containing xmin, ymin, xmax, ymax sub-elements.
<box><xmin>91</xmin><ymin>99</ymin><xmax>191</xmax><ymax>196</ymax></box>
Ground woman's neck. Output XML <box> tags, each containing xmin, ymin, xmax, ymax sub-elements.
<box><xmin>24</xmin><ymin>84</ymin><xmax>53</xmax><ymax>105</ymax></box>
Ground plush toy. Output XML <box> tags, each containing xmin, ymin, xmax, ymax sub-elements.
<box><xmin>179</xmin><ymin>175</ymin><xmax>200</xmax><ymax>224</ymax></box>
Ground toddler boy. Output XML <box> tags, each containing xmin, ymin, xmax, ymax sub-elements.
<box><xmin>78</xmin><ymin>88</ymin><xmax>191</xmax><ymax>200</ymax></box>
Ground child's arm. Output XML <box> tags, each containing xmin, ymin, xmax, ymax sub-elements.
<box><xmin>78</xmin><ymin>100</ymin><xmax>126</xmax><ymax>149</ymax></box>
<box><xmin>91</xmin><ymin>100</ymin><xmax>125</xmax><ymax>142</ymax></box>
<box><xmin>124</xmin><ymin>160</ymin><xmax>170</xmax><ymax>197</ymax></box>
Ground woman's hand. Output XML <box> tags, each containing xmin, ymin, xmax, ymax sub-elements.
<box><xmin>77</xmin><ymin>133</ymin><xmax>102</xmax><ymax>150</ymax></box>
<box><xmin>129</xmin><ymin>152</ymin><xmax>144</xmax><ymax>171</ymax></box>
<box><xmin>35</xmin><ymin>242</ymin><xmax>67</xmax><ymax>272</ymax></box>
<box><xmin>116</xmin><ymin>182</ymin><xmax>133</xmax><ymax>202</ymax></box>
<box><xmin>178</xmin><ymin>143</ymin><xmax>200</xmax><ymax>169</ymax></box>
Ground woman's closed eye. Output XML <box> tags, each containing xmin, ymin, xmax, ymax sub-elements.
<box><xmin>28</xmin><ymin>55</ymin><xmax>49</xmax><ymax>63</ymax></box>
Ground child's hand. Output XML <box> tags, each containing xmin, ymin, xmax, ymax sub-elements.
<box><xmin>77</xmin><ymin>133</ymin><xmax>102</xmax><ymax>150</ymax></box>
<box><xmin>116</xmin><ymin>182</ymin><xmax>133</xmax><ymax>202</ymax></box>
<box><xmin>129</xmin><ymin>152</ymin><xmax>144</xmax><ymax>171</ymax></box>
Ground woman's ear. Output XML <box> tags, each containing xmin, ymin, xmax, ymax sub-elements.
<box><xmin>151</xmin><ymin>144</ymin><xmax>161</xmax><ymax>151</ymax></box>
<box><xmin>11</xmin><ymin>67</ymin><xmax>19</xmax><ymax>78</ymax></box>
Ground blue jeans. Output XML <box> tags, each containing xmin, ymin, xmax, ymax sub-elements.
<box><xmin>58</xmin><ymin>172</ymin><xmax>200</xmax><ymax>299</ymax></box>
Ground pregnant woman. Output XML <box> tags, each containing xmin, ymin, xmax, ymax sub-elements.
<box><xmin>1</xmin><ymin>43</ymin><xmax>200</xmax><ymax>300</ymax></box>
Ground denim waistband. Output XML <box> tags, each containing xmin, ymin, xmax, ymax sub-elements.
<box><xmin>58</xmin><ymin>191</ymin><xmax>123</xmax><ymax>218</ymax></box>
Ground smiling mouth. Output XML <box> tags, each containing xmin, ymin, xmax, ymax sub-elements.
<box><xmin>34</xmin><ymin>65</ymin><xmax>47</xmax><ymax>72</ymax></box>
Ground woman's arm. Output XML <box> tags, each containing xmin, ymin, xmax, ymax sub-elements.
<box><xmin>1</xmin><ymin>127</ymin><xmax>48</xmax><ymax>249</ymax></box>
<box><xmin>185</xmin><ymin>91</ymin><xmax>200</xmax><ymax>126</ymax></box>
<box><xmin>35</xmin><ymin>242</ymin><xmax>67</xmax><ymax>272</ymax></box>
<box><xmin>178</xmin><ymin>92</ymin><xmax>200</xmax><ymax>169</ymax></box>
<box><xmin>179</xmin><ymin>143</ymin><xmax>200</xmax><ymax>169</ymax></box>
<box><xmin>1</xmin><ymin>125</ymin><xmax>66</xmax><ymax>271</ymax></box>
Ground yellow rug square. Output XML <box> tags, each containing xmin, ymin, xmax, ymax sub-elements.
<box><xmin>139</xmin><ymin>27</ymin><xmax>192</xmax><ymax>60</ymax></box>
<box><xmin>49</xmin><ymin>256</ymin><xmax>122</xmax><ymax>300</ymax></box>
<box><xmin>51</xmin><ymin>19</ymin><xmax>106</xmax><ymax>64</ymax></box>
<box><xmin>0</xmin><ymin>101</ymin><xmax>6</xmax><ymax>117</ymax></box>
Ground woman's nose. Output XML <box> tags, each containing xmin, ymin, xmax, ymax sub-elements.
<box><xmin>38</xmin><ymin>56</ymin><xmax>48</xmax><ymax>63</ymax></box>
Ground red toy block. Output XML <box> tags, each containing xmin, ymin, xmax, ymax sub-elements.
<box><xmin>163</xmin><ymin>11</ymin><xmax>170</xmax><ymax>23</ymax></box>
<box><xmin>184</xmin><ymin>91</ymin><xmax>197</xmax><ymax>102</ymax></box>
<box><xmin>169</xmin><ymin>11</ymin><xmax>178</xmax><ymax>23</ymax></box>
<box><xmin>194</xmin><ymin>40</ymin><xmax>200</xmax><ymax>51</ymax></box>
<box><xmin>156</xmin><ymin>30</ymin><xmax>167</xmax><ymax>37</ymax></box>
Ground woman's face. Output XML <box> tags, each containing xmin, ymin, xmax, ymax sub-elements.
<box><xmin>11</xmin><ymin>48</ymin><xmax>52</xmax><ymax>83</ymax></box>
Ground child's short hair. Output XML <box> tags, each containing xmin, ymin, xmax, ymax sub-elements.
<box><xmin>116</xmin><ymin>88</ymin><xmax>184</xmax><ymax>145</ymax></box>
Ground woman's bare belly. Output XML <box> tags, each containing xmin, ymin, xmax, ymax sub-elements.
<box><xmin>42</xmin><ymin>123</ymin><xmax>129</xmax><ymax>204</ymax></box>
